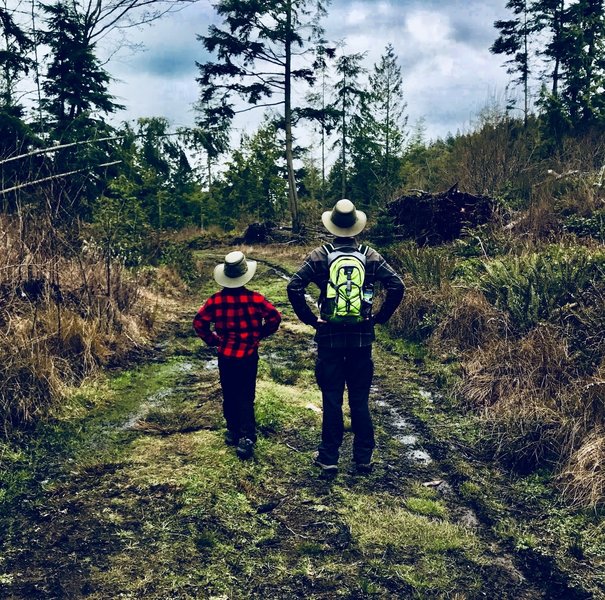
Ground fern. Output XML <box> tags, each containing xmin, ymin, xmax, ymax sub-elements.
<box><xmin>477</xmin><ymin>246</ymin><xmax>605</xmax><ymax>332</ymax></box>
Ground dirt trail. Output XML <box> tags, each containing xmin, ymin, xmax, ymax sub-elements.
<box><xmin>0</xmin><ymin>251</ymin><xmax>587</xmax><ymax>599</ymax></box>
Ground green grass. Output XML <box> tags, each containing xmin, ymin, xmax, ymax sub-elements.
<box><xmin>341</xmin><ymin>491</ymin><xmax>478</xmax><ymax>555</ymax></box>
<box><xmin>3</xmin><ymin>246</ymin><xmax>584</xmax><ymax>599</ymax></box>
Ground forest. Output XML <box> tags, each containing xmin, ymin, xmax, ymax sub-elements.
<box><xmin>1</xmin><ymin>0</ymin><xmax>605</xmax><ymax>597</ymax></box>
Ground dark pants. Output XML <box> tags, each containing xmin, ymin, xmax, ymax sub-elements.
<box><xmin>315</xmin><ymin>345</ymin><xmax>375</xmax><ymax>465</ymax></box>
<box><xmin>218</xmin><ymin>352</ymin><xmax>259</xmax><ymax>442</ymax></box>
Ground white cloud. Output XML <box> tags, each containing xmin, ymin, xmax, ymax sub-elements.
<box><xmin>345</xmin><ymin>4</ymin><xmax>370</xmax><ymax>26</ymax></box>
<box><xmin>404</xmin><ymin>10</ymin><xmax>453</xmax><ymax>47</ymax></box>
<box><xmin>105</xmin><ymin>0</ymin><xmax>513</xmax><ymax>143</ymax></box>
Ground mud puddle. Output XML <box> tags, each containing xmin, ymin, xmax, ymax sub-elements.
<box><xmin>372</xmin><ymin>384</ymin><xmax>434</xmax><ymax>465</ymax></box>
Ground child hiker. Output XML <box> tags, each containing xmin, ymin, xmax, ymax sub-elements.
<box><xmin>193</xmin><ymin>251</ymin><xmax>281</xmax><ymax>459</ymax></box>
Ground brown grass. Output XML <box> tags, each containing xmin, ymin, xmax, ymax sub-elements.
<box><xmin>0</xmin><ymin>214</ymin><xmax>171</xmax><ymax>432</ymax></box>
<box><xmin>386</xmin><ymin>283</ymin><xmax>446</xmax><ymax>342</ymax></box>
<box><xmin>460</xmin><ymin>324</ymin><xmax>576</xmax><ymax>409</ymax></box>
<box><xmin>430</xmin><ymin>291</ymin><xmax>507</xmax><ymax>351</ymax></box>
<box><xmin>459</xmin><ymin>325</ymin><xmax>585</xmax><ymax>468</ymax></box>
<box><xmin>560</xmin><ymin>426</ymin><xmax>605</xmax><ymax>509</ymax></box>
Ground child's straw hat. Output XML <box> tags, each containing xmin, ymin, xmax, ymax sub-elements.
<box><xmin>213</xmin><ymin>251</ymin><xmax>257</xmax><ymax>288</ymax></box>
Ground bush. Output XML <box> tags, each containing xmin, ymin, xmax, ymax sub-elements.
<box><xmin>158</xmin><ymin>241</ymin><xmax>198</xmax><ymax>283</ymax></box>
<box><xmin>476</xmin><ymin>245</ymin><xmax>605</xmax><ymax>333</ymax></box>
<box><xmin>385</xmin><ymin>242</ymin><xmax>457</xmax><ymax>289</ymax></box>
<box><xmin>386</xmin><ymin>284</ymin><xmax>448</xmax><ymax>342</ymax></box>
<box><xmin>564</xmin><ymin>210</ymin><xmax>605</xmax><ymax>242</ymax></box>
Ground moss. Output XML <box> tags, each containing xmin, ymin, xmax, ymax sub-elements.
<box><xmin>341</xmin><ymin>491</ymin><xmax>479</xmax><ymax>555</ymax></box>
<box><xmin>405</xmin><ymin>497</ymin><xmax>448</xmax><ymax>518</ymax></box>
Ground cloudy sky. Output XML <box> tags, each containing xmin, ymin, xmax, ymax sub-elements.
<box><xmin>107</xmin><ymin>0</ymin><xmax>512</xmax><ymax>143</ymax></box>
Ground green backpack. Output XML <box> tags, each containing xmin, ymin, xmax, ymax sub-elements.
<box><xmin>320</xmin><ymin>244</ymin><xmax>371</xmax><ymax>324</ymax></box>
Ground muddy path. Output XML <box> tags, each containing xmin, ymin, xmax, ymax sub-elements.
<box><xmin>0</xmin><ymin>250</ymin><xmax>588</xmax><ymax>599</ymax></box>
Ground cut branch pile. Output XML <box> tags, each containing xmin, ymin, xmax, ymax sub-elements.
<box><xmin>387</xmin><ymin>185</ymin><xmax>498</xmax><ymax>245</ymax></box>
<box><xmin>239</xmin><ymin>221</ymin><xmax>316</xmax><ymax>245</ymax></box>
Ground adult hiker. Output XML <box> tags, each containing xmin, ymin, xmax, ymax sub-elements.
<box><xmin>193</xmin><ymin>251</ymin><xmax>281</xmax><ymax>460</ymax></box>
<box><xmin>287</xmin><ymin>199</ymin><xmax>404</xmax><ymax>474</ymax></box>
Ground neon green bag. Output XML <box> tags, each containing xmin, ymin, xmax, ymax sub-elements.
<box><xmin>320</xmin><ymin>244</ymin><xmax>370</xmax><ymax>324</ymax></box>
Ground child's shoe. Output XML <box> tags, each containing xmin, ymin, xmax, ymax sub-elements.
<box><xmin>313</xmin><ymin>452</ymin><xmax>338</xmax><ymax>475</ymax></box>
<box><xmin>224</xmin><ymin>431</ymin><xmax>239</xmax><ymax>446</ymax></box>
<box><xmin>236</xmin><ymin>437</ymin><xmax>254</xmax><ymax>460</ymax></box>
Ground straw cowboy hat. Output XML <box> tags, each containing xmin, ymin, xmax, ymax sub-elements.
<box><xmin>321</xmin><ymin>199</ymin><xmax>367</xmax><ymax>237</ymax></box>
<box><xmin>214</xmin><ymin>251</ymin><xmax>257</xmax><ymax>288</ymax></box>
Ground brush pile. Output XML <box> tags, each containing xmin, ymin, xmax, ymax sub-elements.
<box><xmin>387</xmin><ymin>185</ymin><xmax>498</xmax><ymax>245</ymax></box>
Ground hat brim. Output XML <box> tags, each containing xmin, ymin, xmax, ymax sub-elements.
<box><xmin>321</xmin><ymin>210</ymin><xmax>367</xmax><ymax>237</ymax></box>
<box><xmin>213</xmin><ymin>260</ymin><xmax>257</xmax><ymax>288</ymax></box>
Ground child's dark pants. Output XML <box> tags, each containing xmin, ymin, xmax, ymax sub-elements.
<box><xmin>315</xmin><ymin>345</ymin><xmax>375</xmax><ymax>466</ymax></box>
<box><xmin>218</xmin><ymin>352</ymin><xmax>259</xmax><ymax>442</ymax></box>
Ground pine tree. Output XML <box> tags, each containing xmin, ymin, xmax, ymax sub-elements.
<box><xmin>41</xmin><ymin>1</ymin><xmax>123</xmax><ymax>130</ymax></box>
<box><xmin>491</xmin><ymin>0</ymin><xmax>534</xmax><ymax>124</ymax></box>
<box><xmin>213</xmin><ymin>120</ymin><xmax>288</xmax><ymax>227</ymax></box>
<box><xmin>532</xmin><ymin>0</ymin><xmax>566</xmax><ymax>97</ymax></box>
<box><xmin>331</xmin><ymin>49</ymin><xmax>366</xmax><ymax>199</ymax></box>
<box><xmin>306</xmin><ymin>41</ymin><xmax>336</xmax><ymax>203</ymax></box>
<box><xmin>367</xmin><ymin>44</ymin><xmax>407</xmax><ymax>203</ymax></box>
<box><xmin>196</xmin><ymin>0</ymin><xmax>329</xmax><ymax>232</ymax></box>
<box><xmin>0</xmin><ymin>4</ymin><xmax>33</xmax><ymax>110</ymax></box>
<box><xmin>558</xmin><ymin>0</ymin><xmax>605</xmax><ymax>127</ymax></box>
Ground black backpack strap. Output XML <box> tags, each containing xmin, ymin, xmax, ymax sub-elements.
<box><xmin>358</xmin><ymin>244</ymin><xmax>369</xmax><ymax>256</ymax></box>
<box><xmin>322</xmin><ymin>243</ymin><xmax>334</xmax><ymax>254</ymax></box>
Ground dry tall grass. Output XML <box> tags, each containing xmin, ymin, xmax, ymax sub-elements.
<box><xmin>0</xmin><ymin>215</ymin><xmax>162</xmax><ymax>432</ymax></box>
<box><xmin>385</xmin><ymin>217</ymin><xmax>605</xmax><ymax>507</ymax></box>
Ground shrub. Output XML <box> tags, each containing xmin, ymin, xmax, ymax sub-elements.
<box><xmin>0</xmin><ymin>215</ymin><xmax>166</xmax><ymax>432</ymax></box>
<box><xmin>476</xmin><ymin>245</ymin><xmax>605</xmax><ymax>333</ymax></box>
<box><xmin>387</xmin><ymin>284</ymin><xmax>447</xmax><ymax>342</ymax></box>
<box><xmin>385</xmin><ymin>242</ymin><xmax>457</xmax><ymax>289</ymax></box>
<box><xmin>158</xmin><ymin>241</ymin><xmax>198</xmax><ymax>284</ymax></box>
<box><xmin>563</xmin><ymin>210</ymin><xmax>605</xmax><ymax>242</ymax></box>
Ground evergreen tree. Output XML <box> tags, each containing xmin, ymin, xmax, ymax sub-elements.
<box><xmin>331</xmin><ymin>49</ymin><xmax>366</xmax><ymax>199</ymax></box>
<box><xmin>41</xmin><ymin>0</ymin><xmax>123</xmax><ymax>130</ymax></box>
<box><xmin>197</xmin><ymin>0</ymin><xmax>329</xmax><ymax>232</ymax></box>
<box><xmin>367</xmin><ymin>44</ymin><xmax>407</xmax><ymax>203</ymax></box>
<box><xmin>306</xmin><ymin>41</ymin><xmax>336</xmax><ymax>203</ymax></box>
<box><xmin>213</xmin><ymin>120</ymin><xmax>288</xmax><ymax>228</ymax></box>
<box><xmin>532</xmin><ymin>0</ymin><xmax>566</xmax><ymax>97</ymax></box>
<box><xmin>558</xmin><ymin>0</ymin><xmax>605</xmax><ymax>127</ymax></box>
<box><xmin>491</xmin><ymin>0</ymin><xmax>534</xmax><ymax>124</ymax></box>
<box><xmin>129</xmin><ymin>117</ymin><xmax>199</xmax><ymax>230</ymax></box>
<box><xmin>0</xmin><ymin>4</ymin><xmax>33</xmax><ymax>110</ymax></box>
<box><xmin>0</xmin><ymin>4</ymin><xmax>38</xmax><ymax>207</ymax></box>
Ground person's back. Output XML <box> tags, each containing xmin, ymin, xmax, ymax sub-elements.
<box><xmin>194</xmin><ymin>251</ymin><xmax>281</xmax><ymax>459</ymax></box>
<box><xmin>287</xmin><ymin>200</ymin><xmax>404</xmax><ymax>474</ymax></box>
<box><xmin>288</xmin><ymin>237</ymin><xmax>404</xmax><ymax>348</ymax></box>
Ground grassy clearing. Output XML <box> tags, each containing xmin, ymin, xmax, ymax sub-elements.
<box><xmin>1</xmin><ymin>249</ymin><xmax>534</xmax><ymax>599</ymax></box>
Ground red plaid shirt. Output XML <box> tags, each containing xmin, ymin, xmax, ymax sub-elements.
<box><xmin>193</xmin><ymin>287</ymin><xmax>281</xmax><ymax>358</ymax></box>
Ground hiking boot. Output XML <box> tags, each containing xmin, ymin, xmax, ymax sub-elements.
<box><xmin>313</xmin><ymin>453</ymin><xmax>338</xmax><ymax>475</ymax></box>
<box><xmin>236</xmin><ymin>437</ymin><xmax>254</xmax><ymax>460</ymax></box>
<box><xmin>224</xmin><ymin>431</ymin><xmax>239</xmax><ymax>446</ymax></box>
<box><xmin>354</xmin><ymin>462</ymin><xmax>373</xmax><ymax>475</ymax></box>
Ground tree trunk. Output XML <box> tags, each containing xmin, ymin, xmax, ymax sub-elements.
<box><xmin>284</xmin><ymin>0</ymin><xmax>301</xmax><ymax>233</ymax></box>
<box><xmin>523</xmin><ymin>0</ymin><xmax>528</xmax><ymax>127</ymax></box>
<box><xmin>341</xmin><ymin>73</ymin><xmax>347</xmax><ymax>199</ymax></box>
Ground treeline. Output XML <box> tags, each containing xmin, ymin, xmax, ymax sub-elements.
<box><xmin>3</xmin><ymin>0</ymin><xmax>605</xmax><ymax>238</ymax></box>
